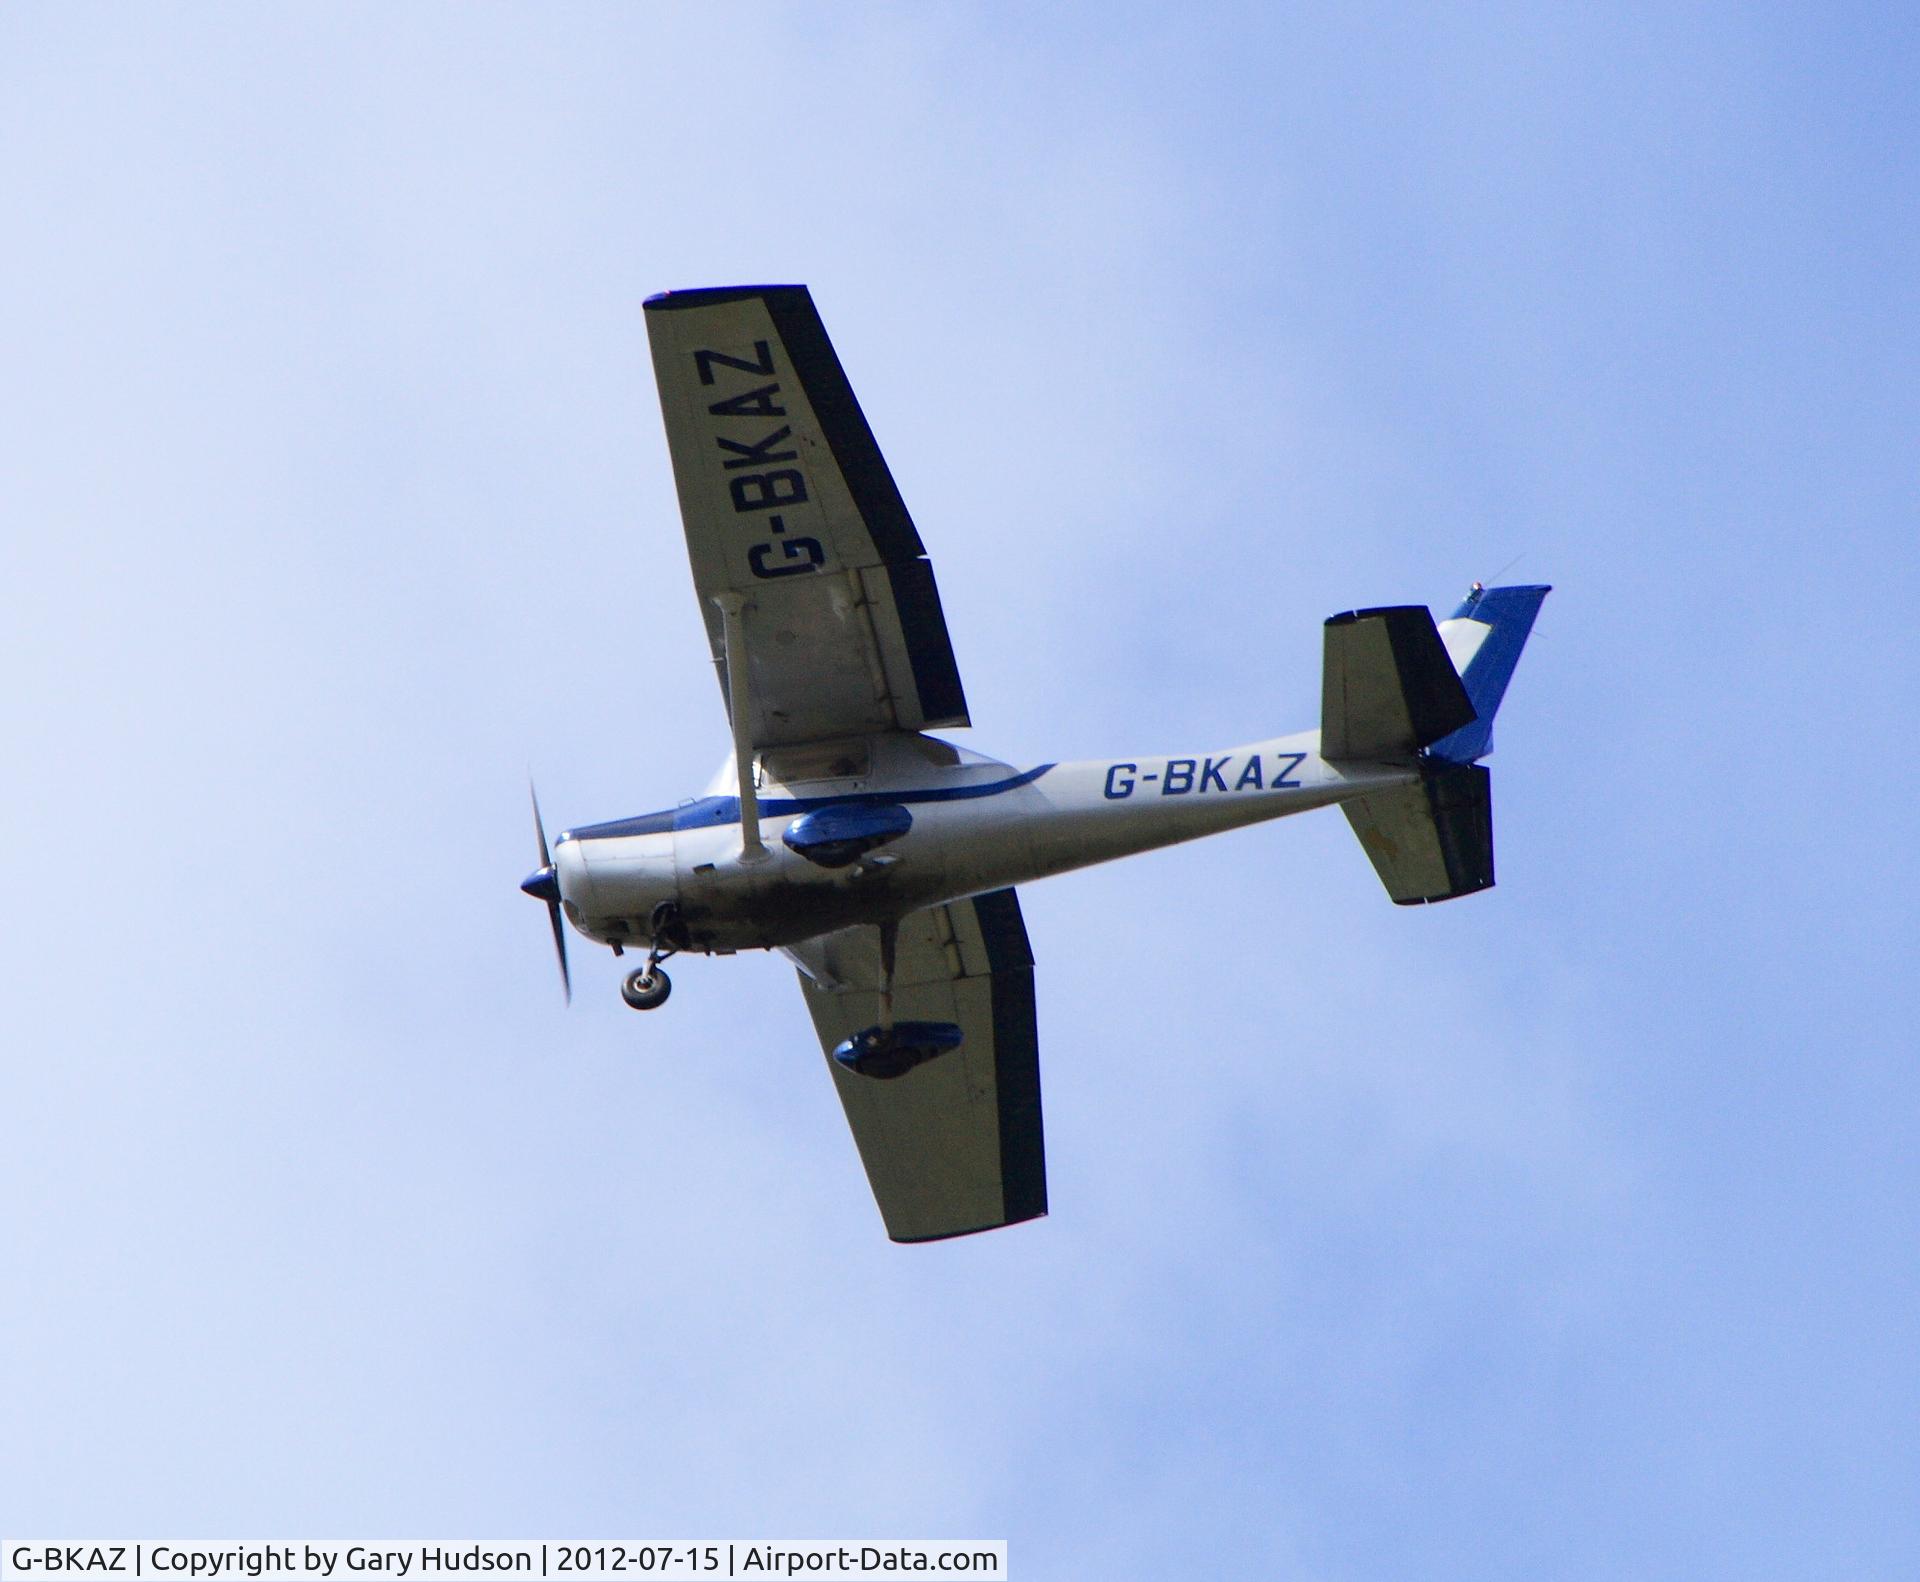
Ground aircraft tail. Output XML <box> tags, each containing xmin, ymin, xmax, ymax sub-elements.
<box><xmin>1426</xmin><ymin>583</ymin><xmax>1552</xmax><ymax>764</ymax></box>
<box><xmin>1322</xmin><ymin>584</ymin><xmax>1549</xmax><ymax>905</ymax></box>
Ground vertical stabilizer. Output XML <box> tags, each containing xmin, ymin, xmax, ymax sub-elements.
<box><xmin>1427</xmin><ymin>584</ymin><xmax>1551</xmax><ymax>763</ymax></box>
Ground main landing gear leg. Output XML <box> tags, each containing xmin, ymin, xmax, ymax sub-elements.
<box><xmin>620</xmin><ymin>902</ymin><xmax>686</xmax><ymax>1011</ymax></box>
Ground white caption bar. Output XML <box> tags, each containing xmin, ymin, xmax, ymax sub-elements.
<box><xmin>2</xmin><ymin>1546</ymin><xmax>1006</xmax><ymax>1582</ymax></box>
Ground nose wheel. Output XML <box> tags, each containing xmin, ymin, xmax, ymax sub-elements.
<box><xmin>621</xmin><ymin>965</ymin><xmax>671</xmax><ymax>1010</ymax></box>
<box><xmin>619</xmin><ymin>902</ymin><xmax>685</xmax><ymax>1011</ymax></box>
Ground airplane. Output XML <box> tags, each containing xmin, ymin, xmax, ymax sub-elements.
<box><xmin>521</xmin><ymin>284</ymin><xmax>1550</xmax><ymax>1243</ymax></box>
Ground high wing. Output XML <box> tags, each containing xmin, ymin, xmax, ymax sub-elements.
<box><xmin>644</xmin><ymin>285</ymin><xmax>970</xmax><ymax>749</ymax></box>
<box><xmin>786</xmin><ymin>890</ymin><xmax>1045</xmax><ymax>1243</ymax></box>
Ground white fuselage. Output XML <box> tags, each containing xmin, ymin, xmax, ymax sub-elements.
<box><xmin>552</xmin><ymin>730</ymin><xmax>1415</xmax><ymax>955</ymax></box>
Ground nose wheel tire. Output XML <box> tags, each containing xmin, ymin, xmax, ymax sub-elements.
<box><xmin>620</xmin><ymin>966</ymin><xmax>672</xmax><ymax>1011</ymax></box>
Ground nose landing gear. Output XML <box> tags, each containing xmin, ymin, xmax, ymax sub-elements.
<box><xmin>620</xmin><ymin>902</ymin><xmax>688</xmax><ymax>1011</ymax></box>
<box><xmin>621</xmin><ymin>965</ymin><xmax>672</xmax><ymax>1010</ymax></box>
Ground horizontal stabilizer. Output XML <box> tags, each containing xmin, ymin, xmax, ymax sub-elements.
<box><xmin>1322</xmin><ymin>605</ymin><xmax>1476</xmax><ymax>761</ymax></box>
<box><xmin>1343</xmin><ymin>761</ymin><xmax>1493</xmax><ymax>904</ymax></box>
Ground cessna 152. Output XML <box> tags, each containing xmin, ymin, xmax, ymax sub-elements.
<box><xmin>521</xmin><ymin>284</ymin><xmax>1549</xmax><ymax>1243</ymax></box>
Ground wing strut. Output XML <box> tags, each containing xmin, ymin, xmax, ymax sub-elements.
<box><xmin>876</xmin><ymin>919</ymin><xmax>898</xmax><ymax>1032</ymax></box>
<box><xmin>712</xmin><ymin>591</ymin><xmax>769</xmax><ymax>862</ymax></box>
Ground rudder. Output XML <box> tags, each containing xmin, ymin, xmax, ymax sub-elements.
<box><xmin>1428</xmin><ymin>584</ymin><xmax>1551</xmax><ymax>763</ymax></box>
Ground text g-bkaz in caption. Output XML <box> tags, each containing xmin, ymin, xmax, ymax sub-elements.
<box><xmin>2</xmin><ymin>1544</ymin><xmax>1007</xmax><ymax>1581</ymax></box>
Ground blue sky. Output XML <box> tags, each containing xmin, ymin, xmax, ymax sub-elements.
<box><xmin>3</xmin><ymin>5</ymin><xmax>1915</xmax><ymax>1577</ymax></box>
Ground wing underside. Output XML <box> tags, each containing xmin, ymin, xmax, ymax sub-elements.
<box><xmin>645</xmin><ymin>285</ymin><xmax>969</xmax><ymax>749</ymax></box>
<box><xmin>786</xmin><ymin>889</ymin><xmax>1045</xmax><ymax>1243</ymax></box>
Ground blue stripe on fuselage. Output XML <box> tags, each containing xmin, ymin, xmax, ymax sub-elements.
<box><xmin>555</xmin><ymin>763</ymin><xmax>1056</xmax><ymax>845</ymax></box>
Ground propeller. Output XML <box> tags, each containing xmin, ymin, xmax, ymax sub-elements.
<box><xmin>522</xmin><ymin>782</ymin><xmax>571</xmax><ymax>1004</ymax></box>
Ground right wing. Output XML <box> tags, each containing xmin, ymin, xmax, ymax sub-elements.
<box><xmin>786</xmin><ymin>889</ymin><xmax>1045</xmax><ymax>1243</ymax></box>
<box><xmin>644</xmin><ymin>285</ymin><xmax>970</xmax><ymax>750</ymax></box>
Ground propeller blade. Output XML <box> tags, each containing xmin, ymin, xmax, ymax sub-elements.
<box><xmin>548</xmin><ymin>897</ymin><xmax>572</xmax><ymax>1005</ymax></box>
<box><xmin>528</xmin><ymin>779</ymin><xmax>569</xmax><ymax>1005</ymax></box>
<box><xmin>531</xmin><ymin>781</ymin><xmax>553</xmax><ymax>867</ymax></box>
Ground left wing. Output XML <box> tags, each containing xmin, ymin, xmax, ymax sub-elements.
<box><xmin>786</xmin><ymin>890</ymin><xmax>1045</xmax><ymax>1243</ymax></box>
<box><xmin>644</xmin><ymin>285</ymin><xmax>969</xmax><ymax>749</ymax></box>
